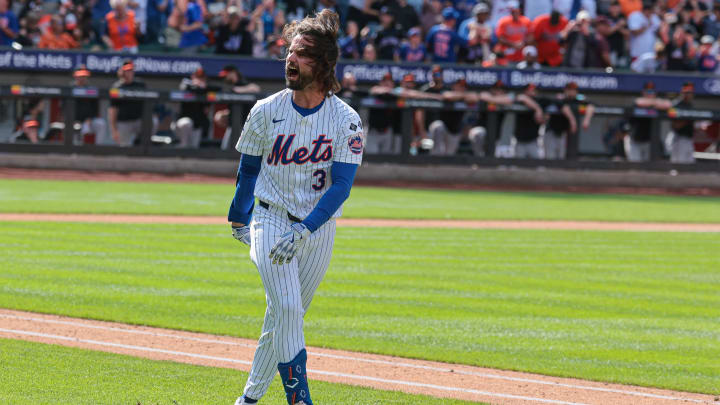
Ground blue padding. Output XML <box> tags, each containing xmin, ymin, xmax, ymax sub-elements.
<box><xmin>302</xmin><ymin>161</ymin><xmax>358</xmax><ymax>232</ymax></box>
<box><xmin>278</xmin><ymin>349</ymin><xmax>312</xmax><ymax>405</ymax></box>
<box><xmin>228</xmin><ymin>154</ymin><xmax>262</xmax><ymax>224</ymax></box>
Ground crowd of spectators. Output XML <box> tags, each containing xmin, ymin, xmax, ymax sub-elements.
<box><xmin>1</xmin><ymin>0</ymin><xmax>720</xmax><ymax>73</ymax></box>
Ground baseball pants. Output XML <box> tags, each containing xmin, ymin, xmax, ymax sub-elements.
<box><xmin>428</xmin><ymin>120</ymin><xmax>462</xmax><ymax>156</ymax></box>
<box><xmin>624</xmin><ymin>136</ymin><xmax>651</xmax><ymax>162</ymax></box>
<box><xmin>365</xmin><ymin>127</ymin><xmax>395</xmax><ymax>154</ymax></box>
<box><xmin>243</xmin><ymin>202</ymin><xmax>336</xmax><ymax>400</ymax></box>
<box><xmin>116</xmin><ymin>119</ymin><xmax>142</xmax><ymax>147</ymax></box>
<box><xmin>666</xmin><ymin>132</ymin><xmax>695</xmax><ymax>163</ymax></box>
<box><xmin>513</xmin><ymin>137</ymin><xmax>541</xmax><ymax>159</ymax></box>
<box><xmin>543</xmin><ymin>131</ymin><xmax>566</xmax><ymax>160</ymax></box>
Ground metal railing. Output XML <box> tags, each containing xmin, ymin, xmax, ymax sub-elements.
<box><xmin>1</xmin><ymin>84</ymin><xmax>718</xmax><ymax>172</ymax></box>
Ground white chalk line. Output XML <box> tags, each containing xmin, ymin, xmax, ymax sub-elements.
<box><xmin>0</xmin><ymin>313</ymin><xmax>712</xmax><ymax>404</ymax></box>
<box><xmin>0</xmin><ymin>327</ymin><xmax>584</xmax><ymax>405</ymax></box>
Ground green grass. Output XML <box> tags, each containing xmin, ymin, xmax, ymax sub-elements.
<box><xmin>0</xmin><ymin>222</ymin><xmax>718</xmax><ymax>394</ymax></box>
<box><xmin>2</xmin><ymin>178</ymin><xmax>720</xmax><ymax>222</ymax></box>
<box><xmin>0</xmin><ymin>338</ymin><xmax>476</xmax><ymax>404</ymax></box>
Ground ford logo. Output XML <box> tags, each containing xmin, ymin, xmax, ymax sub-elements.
<box><xmin>702</xmin><ymin>79</ymin><xmax>720</xmax><ymax>94</ymax></box>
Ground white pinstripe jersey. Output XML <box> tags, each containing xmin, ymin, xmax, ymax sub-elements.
<box><xmin>236</xmin><ymin>89</ymin><xmax>364</xmax><ymax>219</ymax></box>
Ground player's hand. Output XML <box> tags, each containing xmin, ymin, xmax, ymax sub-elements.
<box><xmin>268</xmin><ymin>223</ymin><xmax>311</xmax><ymax>265</ymax></box>
<box><xmin>231</xmin><ymin>225</ymin><xmax>251</xmax><ymax>246</ymax></box>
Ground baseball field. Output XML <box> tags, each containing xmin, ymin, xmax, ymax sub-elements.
<box><xmin>1</xmin><ymin>171</ymin><xmax>719</xmax><ymax>404</ymax></box>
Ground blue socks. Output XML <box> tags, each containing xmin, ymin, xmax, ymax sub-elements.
<box><xmin>277</xmin><ymin>349</ymin><xmax>312</xmax><ymax>405</ymax></box>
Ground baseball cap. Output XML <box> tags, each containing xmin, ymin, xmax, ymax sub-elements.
<box><xmin>522</xmin><ymin>45</ymin><xmax>537</xmax><ymax>57</ymax></box>
<box><xmin>701</xmin><ymin>35</ymin><xmax>715</xmax><ymax>44</ymax></box>
<box><xmin>402</xmin><ymin>73</ymin><xmax>415</xmax><ymax>82</ymax></box>
<box><xmin>576</xmin><ymin>10</ymin><xmax>591</xmax><ymax>22</ymax></box>
<box><xmin>219</xmin><ymin>64</ymin><xmax>238</xmax><ymax>77</ymax></box>
<box><xmin>507</xmin><ymin>0</ymin><xmax>520</xmax><ymax>9</ymax></box>
<box><xmin>73</xmin><ymin>65</ymin><xmax>91</xmax><ymax>77</ymax></box>
<box><xmin>472</xmin><ymin>2</ymin><xmax>489</xmax><ymax>14</ymax></box>
<box><xmin>525</xmin><ymin>83</ymin><xmax>537</xmax><ymax>91</ymax></box>
<box><xmin>491</xmin><ymin>79</ymin><xmax>504</xmax><ymax>89</ymax></box>
<box><xmin>121</xmin><ymin>59</ymin><xmax>134</xmax><ymax>71</ymax></box>
<box><xmin>442</xmin><ymin>7</ymin><xmax>458</xmax><ymax>20</ymax></box>
<box><xmin>594</xmin><ymin>16</ymin><xmax>610</xmax><ymax>25</ymax></box>
<box><xmin>380</xmin><ymin>6</ymin><xmax>391</xmax><ymax>15</ymax></box>
<box><xmin>565</xmin><ymin>81</ymin><xmax>578</xmax><ymax>90</ymax></box>
<box><xmin>408</xmin><ymin>27</ymin><xmax>421</xmax><ymax>36</ymax></box>
<box><xmin>193</xmin><ymin>67</ymin><xmax>206</xmax><ymax>78</ymax></box>
<box><xmin>681</xmin><ymin>81</ymin><xmax>695</xmax><ymax>92</ymax></box>
<box><xmin>227</xmin><ymin>6</ymin><xmax>240</xmax><ymax>15</ymax></box>
<box><xmin>23</xmin><ymin>118</ymin><xmax>40</xmax><ymax>128</ymax></box>
<box><xmin>381</xmin><ymin>72</ymin><xmax>393</xmax><ymax>81</ymax></box>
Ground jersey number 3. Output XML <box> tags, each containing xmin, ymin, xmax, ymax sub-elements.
<box><xmin>312</xmin><ymin>169</ymin><xmax>326</xmax><ymax>191</ymax></box>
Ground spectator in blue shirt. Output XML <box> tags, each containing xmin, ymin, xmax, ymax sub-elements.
<box><xmin>0</xmin><ymin>0</ymin><xmax>19</xmax><ymax>46</ymax></box>
<box><xmin>338</xmin><ymin>20</ymin><xmax>360</xmax><ymax>59</ymax></box>
<box><xmin>179</xmin><ymin>0</ymin><xmax>207</xmax><ymax>53</ymax></box>
<box><xmin>426</xmin><ymin>7</ymin><xmax>465</xmax><ymax>62</ymax></box>
<box><xmin>146</xmin><ymin>0</ymin><xmax>171</xmax><ymax>44</ymax></box>
<box><xmin>395</xmin><ymin>27</ymin><xmax>427</xmax><ymax>62</ymax></box>
<box><xmin>91</xmin><ymin>0</ymin><xmax>112</xmax><ymax>45</ymax></box>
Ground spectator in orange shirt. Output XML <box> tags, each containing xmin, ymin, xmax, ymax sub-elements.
<box><xmin>38</xmin><ymin>15</ymin><xmax>79</xmax><ymax>49</ymax></box>
<box><xmin>103</xmin><ymin>0</ymin><xmax>139</xmax><ymax>53</ymax></box>
<box><xmin>495</xmin><ymin>1</ymin><xmax>531</xmax><ymax>63</ymax></box>
<box><xmin>532</xmin><ymin>10</ymin><xmax>568</xmax><ymax>66</ymax></box>
<box><xmin>618</xmin><ymin>0</ymin><xmax>642</xmax><ymax>16</ymax></box>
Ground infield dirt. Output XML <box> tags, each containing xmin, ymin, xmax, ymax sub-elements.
<box><xmin>0</xmin><ymin>309</ymin><xmax>716</xmax><ymax>405</ymax></box>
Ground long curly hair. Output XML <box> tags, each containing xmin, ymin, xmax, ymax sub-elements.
<box><xmin>281</xmin><ymin>9</ymin><xmax>341</xmax><ymax>97</ymax></box>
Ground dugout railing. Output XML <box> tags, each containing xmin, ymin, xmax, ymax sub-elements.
<box><xmin>0</xmin><ymin>84</ymin><xmax>718</xmax><ymax>173</ymax></box>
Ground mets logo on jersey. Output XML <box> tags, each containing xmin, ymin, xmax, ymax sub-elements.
<box><xmin>348</xmin><ymin>134</ymin><xmax>363</xmax><ymax>155</ymax></box>
<box><xmin>267</xmin><ymin>134</ymin><xmax>333</xmax><ymax>166</ymax></box>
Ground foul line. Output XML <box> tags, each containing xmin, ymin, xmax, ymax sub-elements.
<box><xmin>0</xmin><ymin>313</ymin><xmax>711</xmax><ymax>404</ymax></box>
<box><xmin>2</xmin><ymin>213</ymin><xmax>720</xmax><ymax>232</ymax></box>
<box><xmin>0</xmin><ymin>327</ymin><xmax>585</xmax><ymax>405</ymax></box>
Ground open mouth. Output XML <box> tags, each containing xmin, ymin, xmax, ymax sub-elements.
<box><xmin>286</xmin><ymin>65</ymin><xmax>299</xmax><ymax>80</ymax></box>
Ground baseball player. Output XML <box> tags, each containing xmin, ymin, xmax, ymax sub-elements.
<box><xmin>228</xmin><ymin>10</ymin><xmax>363</xmax><ymax>405</ymax></box>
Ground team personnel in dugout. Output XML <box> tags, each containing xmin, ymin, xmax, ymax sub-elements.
<box><xmin>426</xmin><ymin>7</ymin><xmax>466</xmax><ymax>63</ymax></box>
<box><xmin>174</xmin><ymin>68</ymin><xmax>218</xmax><ymax>148</ymax></box>
<box><xmin>71</xmin><ymin>65</ymin><xmax>107</xmax><ymax>145</ymax></box>
<box><xmin>215</xmin><ymin>65</ymin><xmax>262</xmax><ymax>150</ymax></box>
<box><xmin>495</xmin><ymin>1</ymin><xmax>532</xmax><ymax>63</ymax></box>
<box><xmin>108</xmin><ymin>60</ymin><xmax>147</xmax><ymax>146</ymax></box>
<box><xmin>626</xmin><ymin>81</ymin><xmax>671</xmax><ymax>162</ymax></box>
<box><xmin>667</xmin><ymin>82</ymin><xmax>697</xmax><ymax>163</ymax></box>
<box><xmin>512</xmin><ymin>83</ymin><xmax>545</xmax><ymax>159</ymax></box>
<box><xmin>543</xmin><ymin>84</ymin><xmax>578</xmax><ymax>160</ymax></box>
<box><xmin>103</xmin><ymin>0</ymin><xmax>139</xmax><ymax>53</ymax></box>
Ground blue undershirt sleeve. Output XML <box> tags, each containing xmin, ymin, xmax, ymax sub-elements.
<box><xmin>227</xmin><ymin>154</ymin><xmax>262</xmax><ymax>225</ymax></box>
<box><xmin>302</xmin><ymin>161</ymin><xmax>359</xmax><ymax>233</ymax></box>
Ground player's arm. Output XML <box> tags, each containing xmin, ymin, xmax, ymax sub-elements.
<box><xmin>581</xmin><ymin>103</ymin><xmax>595</xmax><ymax>130</ymax></box>
<box><xmin>301</xmin><ymin>161</ymin><xmax>358</xmax><ymax>232</ymax></box>
<box><xmin>228</xmin><ymin>101</ymin><xmax>267</xmax><ymax>244</ymax></box>
<box><xmin>562</xmin><ymin>104</ymin><xmax>578</xmax><ymax>134</ymax></box>
<box><xmin>228</xmin><ymin>153</ymin><xmax>261</xmax><ymax>226</ymax></box>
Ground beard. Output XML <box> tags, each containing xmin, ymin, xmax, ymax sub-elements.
<box><xmin>285</xmin><ymin>66</ymin><xmax>314</xmax><ymax>90</ymax></box>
